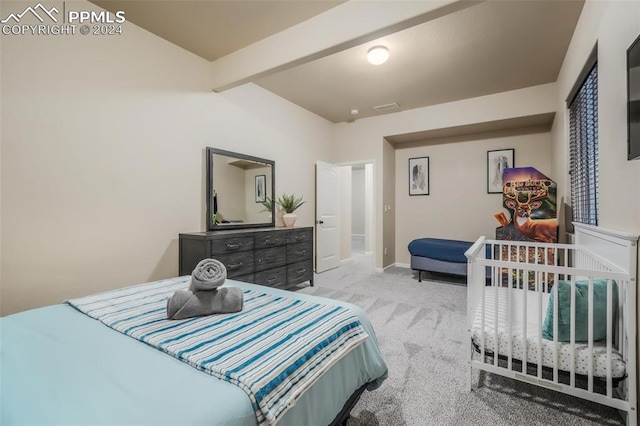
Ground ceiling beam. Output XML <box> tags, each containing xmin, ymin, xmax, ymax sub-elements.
<box><xmin>210</xmin><ymin>0</ymin><xmax>483</xmax><ymax>92</ymax></box>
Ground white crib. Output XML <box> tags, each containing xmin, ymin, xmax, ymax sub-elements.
<box><xmin>465</xmin><ymin>223</ymin><xmax>639</xmax><ymax>425</ymax></box>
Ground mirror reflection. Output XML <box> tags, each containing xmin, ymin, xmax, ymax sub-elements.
<box><xmin>206</xmin><ymin>148</ymin><xmax>275</xmax><ymax>230</ymax></box>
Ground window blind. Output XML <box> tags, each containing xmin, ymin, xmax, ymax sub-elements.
<box><xmin>569</xmin><ymin>64</ymin><xmax>598</xmax><ymax>226</ymax></box>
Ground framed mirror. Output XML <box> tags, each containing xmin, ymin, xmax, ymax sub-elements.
<box><xmin>206</xmin><ymin>147</ymin><xmax>275</xmax><ymax>231</ymax></box>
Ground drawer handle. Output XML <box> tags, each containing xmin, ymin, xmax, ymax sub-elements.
<box><xmin>227</xmin><ymin>243</ymin><xmax>242</xmax><ymax>250</ymax></box>
<box><xmin>227</xmin><ymin>262</ymin><xmax>244</xmax><ymax>270</ymax></box>
<box><xmin>294</xmin><ymin>236</ymin><xmax>304</xmax><ymax>241</ymax></box>
<box><xmin>295</xmin><ymin>250</ymin><xmax>306</xmax><ymax>255</ymax></box>
<box><xmin>265</xmin><ymin>256</ymin><xmax>275</xmax><ymax>262</ymax></box>
<box><xmin>264</xmin><ymin>239</ymin><xmax>275</xmax><ymax>245</ymax></box>
<box><xmin>267</xmin><ymin>277</ymin><xmax>278</xmax><ymax>284</ymax></box>
<box><xmin>295</xmin><ymin>268</ymin><xmax>306</xmax><ymax>274</ymax></box>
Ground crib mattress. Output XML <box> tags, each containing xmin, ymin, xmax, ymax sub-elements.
<box><xmin>471</xmin><ymin>286</ymin><xmax>626</xmax><ymax>379</ymax></box>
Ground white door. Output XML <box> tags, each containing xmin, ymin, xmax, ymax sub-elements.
<box><xmin>316</xmin><ymin>161</ymin><xmax>340</xmax><ymax>273</ymax></box>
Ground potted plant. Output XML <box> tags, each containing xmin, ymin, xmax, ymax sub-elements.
<box><xmin>276</xmin><ymin>193</ymin><xmax>305</xmax><ymax>228</ymax></box>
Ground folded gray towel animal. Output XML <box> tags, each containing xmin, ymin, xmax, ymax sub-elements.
<box><xmin>190</xmin><ymin>258</ymin><xmax>227</xmax><ymax>291</ymax></box>
<box><xmin>166</xmin><ymin>287</ymin><xmax>244</xmax><ymax>320</ymax></box>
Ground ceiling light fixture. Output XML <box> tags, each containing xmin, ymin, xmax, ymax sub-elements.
<box><xmin>367</xmin><ymin>46</ymin><xmax>389</xmax><ymax>65</ymax></box>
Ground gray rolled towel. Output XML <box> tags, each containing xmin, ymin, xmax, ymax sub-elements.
<box><xmin>166</xmin><ymin>287</ymin><xmax>244</xmax><ymax>320</ymax></box>
<box><xmin>190</xmin><ymin>258</ymin><xmax>227</xmax><ymax>291</ymax></box>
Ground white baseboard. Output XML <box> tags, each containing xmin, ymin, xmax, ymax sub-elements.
<box><xmin>375</xmin><ymin>263</ymin><xmax>410</xmax><ymax>272</ymax></box>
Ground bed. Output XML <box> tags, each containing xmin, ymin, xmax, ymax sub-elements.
<box><xmin>465</xmin><ymin>223</ymin><xmax>638</xmax><ymax>425</ymax></box>
<box><xmin>0</xmin><ymin>278</ymin><xmax>388</xmax><ymax>426</ymax></box>
<box><xmin>408</xmin><ymin>238</ymin><xmax>473</xmax><ymax>281</ymax></box>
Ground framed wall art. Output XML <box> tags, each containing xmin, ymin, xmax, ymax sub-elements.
<box><xmin>487</xmin><ymin>149</ymin><xmax>514</xmax><ymax>193</ymax></box>
<box><xmin>409</xmin><ymin>157</ymin><xmax>429</xmax><ymax>196</ymax></box>
<box><xmin>255</xmin><ymin>174</ymin><xmax>266</xmax><ymax>203</ymax></box>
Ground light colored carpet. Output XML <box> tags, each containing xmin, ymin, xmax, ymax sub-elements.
<box><xmin>295</xmin><ymin>253</ymin><xmax>625</xmax><ymax>426</ymax></box>
<box><xmin>351</xmin><ymin>235</ymin><xmax>365</xmax><ymax>255</ymax></box>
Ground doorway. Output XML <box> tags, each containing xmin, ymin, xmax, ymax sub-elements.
<box><xmin>315</xmin><ymin>160</ymin><xmax>375</xmax><ymax>274</ymax></box>
<box><xmin>339</xmin><ymin>162</ymin><xmax>374</xmax><ymax>263</ymax></box>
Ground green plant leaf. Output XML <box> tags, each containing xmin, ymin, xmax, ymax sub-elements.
<box><xmin>276</xmin><ymin>193</ymin><xmax>305</xmax><ymax>213</ymax></box>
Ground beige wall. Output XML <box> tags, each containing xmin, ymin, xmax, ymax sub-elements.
<box><xmin>551</xmin><ymin>0</ymin><xmax>640</xmax><ymax>239</ymax></box>
<box><xmin>364</xmin><ymin>164</ymin><xmax>374</xmax><ymax>253</ymax></box>
<box><xmin>549</xmin><ymin>0</ymin><xmax>640</xmax><ymax>390</ymax></box>
<box><xmin>5</xmin><ymin>0</ymin><xmax>638</xmax><ymax>316</ymax></box>
<box><xmin>382</xmin><ymin>139</ymin><xmax>396</xmax><ymax>268</ymax></box>
<box><xmin>394</xmin><ymin>131</ymin><xmax>552</xmax><ymax>266</ymax></box>
<box><xmin>332</xmin><ymin>83</ymin><xmax>557</xmax><ymax>268</ymax></box>
<box><xmin>551</xmin><ymin>0</ymin><xmax>640</xmax><ymax>236</ymax></box>
<box><xmin>213</xmin><ymin>155</ymin><xmax>246</xmax><ymax>222</ymax></box>
<box><xmin>339</xmin><ymin>166</ymin><xmax>352</xmax><ymax>261</ymax></box>
<box><xmin>212</xmin><ymin>156</ymin><xmax>272</xmax><ymax>224</ymax></box>
<box><xmin>0</xmin><ymin>1</ymin><xmax>332</xmax><ymax>315</ymax></box>
<box><xmin>244</xmin><ymin>166</ymin><xmax>272</xmax><ymax>223</ymax></box>
<box><xmin>351</xmin><ymin>168</ymin><xmax>365</xmax><ymax>235</ymax></box>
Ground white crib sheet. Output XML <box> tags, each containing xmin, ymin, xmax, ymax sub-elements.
<box><xmin>471</xmin><ymin>286</ymin><xmax>626</xmax><ymax>379</ymax></box>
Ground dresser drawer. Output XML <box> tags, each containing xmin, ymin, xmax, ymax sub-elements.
<box><xmin>254</xmin><ymin>232</ymin><xmax>287</xmax><ymax>249</ymax></box>
<box><xmin>210</xmin><ymin>236</ymin><xmax>254</xmax><ymax>255</ymax></box>
<box><xmin>213</xmin><ymin>251</ymin><xmax>254</xmax><ymax>279</ymax></box>
<box><xmin>287</xmin><ymin>229</ymin><xmax>313</xmax><ymax>245</ymax></box>
<box><xmin>255</xmin><ymin>266</ymin><xmax>287</xmax><ymax>289</ymax></box>
<box><xmin>287</xmin><ymin>241</ymin><xmax>312</xmax><ymax>263</ymax></box>
<box><xmin>232</xmin><ymin>273</ymin><xmax>255</xmax><ymax>284</ymax></box>
<box><xmin>180</xmin><ymin>227</ymin><xmax>314</xmax><ymax>289</ymax></box>
<box><xmin>287</xmin><ymin>260</ymin><xmax>313</xmax><ymax>286</ymax></box>
<box><xmin>255</xmin><ymin>247</ymin><xmax>287</xmax><ymax>272</ymax></box>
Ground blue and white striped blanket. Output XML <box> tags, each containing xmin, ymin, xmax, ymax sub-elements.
<box><xmin>67</xmin><ymin>277</ymin><xmax>368</xmax><ymax>425</ymax></box>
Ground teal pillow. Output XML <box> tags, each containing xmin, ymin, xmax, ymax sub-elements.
<box><xmin>542</xmin><ymin>279</ymin><xmax>618</xmax><ymax>342</ymax></box>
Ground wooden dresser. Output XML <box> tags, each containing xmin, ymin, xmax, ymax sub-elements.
<box><xmin>179</xmin><ymin>227</ymin><xmax>313</xmax><ymax>289</ymax></box>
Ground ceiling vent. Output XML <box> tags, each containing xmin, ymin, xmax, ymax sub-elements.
<box><xmin>373</xmin><ymin>102</ymin><xmax>400</xmax><ymax>112</ymax></box>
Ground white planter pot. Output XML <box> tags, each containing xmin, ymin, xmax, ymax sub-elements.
<box><xmin>282</xmin><ymin>213</ymin><xmax>297</xmax><ymax>228</ymax></box>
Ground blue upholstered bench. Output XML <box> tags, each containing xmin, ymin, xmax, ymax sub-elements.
<box><xmin>407</xmin><ymin>238</ymin><xmax>474</xmax><ymax>282</ymax></box>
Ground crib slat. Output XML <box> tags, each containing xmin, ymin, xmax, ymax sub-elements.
<box><xmin>588</xmin><ymin>277</ymin><xmax>594</xmax><ymax>393</ymax></box>
<box><xmin>481</xmin><ymin>264</ymin><xmax>486</xmax><ymax>362</ymax></box>
<box><xmin>522</xmin><ymin>268</ymin><xmax>527</xmax><ymax>374</ymax></box>
<box><xmin>536</xmin><ymin>271</ymin><xmax>542</xmax><ymax>379</ymax></box>
<box><xmin>627</xmin><ymin>276</ymin><xmax>638</xmax><ymax>425</ymax></box>
<box><xmin>606</xmin><ymin>278</ymin><xmax>612</xmax><ymax>398</ymax></box>
<box><xmin>618</xmin><ymin>281</ymin><xmax>624</xmax><ymax>353</ymax></box>
<box><xmin>570</xmin><ymin>276</ymin><xmax>576</xmax><ymax>388</ymax></box>
<box><xmin>494</xmin><ymin>264</ymin><xmax>499</xmax><ymax>368</ymax></box>
<box><xmin>507</xmin><ymin>266</ymin><xmax>513</xmax><ymax>372</ymax></box>
<box><xmin>553</xmin><ymin>273</ymin><xmax>559</xmax><ymax>383</ymax></box>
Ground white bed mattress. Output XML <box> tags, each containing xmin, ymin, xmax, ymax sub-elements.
<box><xmin>471</xmin><ymin>286</ymin><xmax>626</xmax><ymax>379</ymax></box>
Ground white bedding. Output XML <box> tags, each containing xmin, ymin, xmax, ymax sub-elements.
<box><xmin>471</xmin><ymin>286</ymin><xmax>626</xmax><ymax>379</ymax></box>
